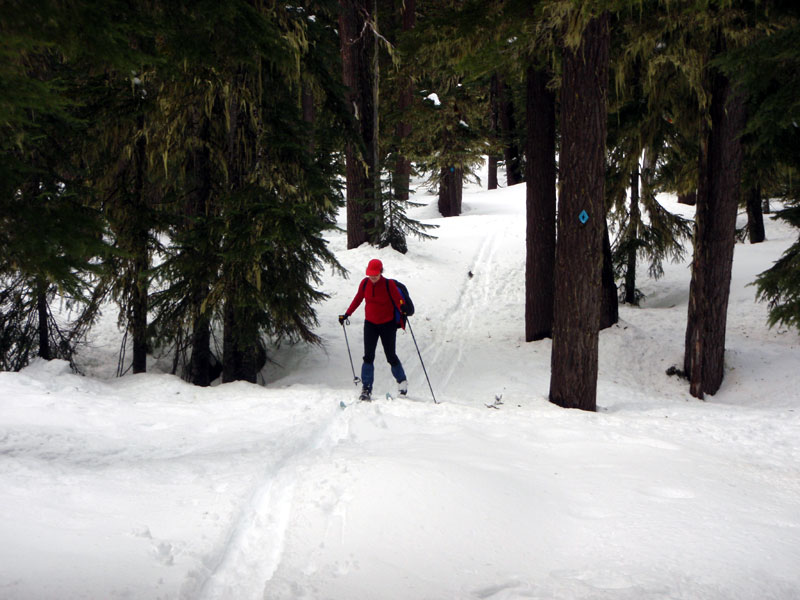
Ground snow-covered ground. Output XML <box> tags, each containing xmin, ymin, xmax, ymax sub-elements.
<box><xmin>2</xmin><ymin>163</ymin><xmax>799</xmax><ymax>600</ymax></box>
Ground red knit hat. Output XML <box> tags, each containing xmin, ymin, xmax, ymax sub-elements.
<box><xmin>365</xmin><ymin>258</ymin><xmax>383</xmax><ymax>276</ymax></box>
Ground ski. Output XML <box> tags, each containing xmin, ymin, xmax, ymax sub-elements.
<box><xmin>339</xmin><ymin>391</ymin><xmax>373</xmax><ymax>409</ymax></box>
<box><xmin>485</xmin><ymin>394</ymin><xmax>503</xmax><ymax>409</ymax></box>
<box><xmin>340</xmin><ymin>399</ymin><xmax>365</xmax><ymax>409</ymax></box>
<box><xmin>385</xmin><ymin>391</ymin><xmax>419</xmax><ymax>402</ymax></box>
<box><xmin>340</xmin><ymin>399</ymin><xmax>368</xmax><ymax>409</ymax></box>
<box><xmin>341</xmin><ymin>390</ymin><xmax>416</xmax><ymax>408</ymax></box>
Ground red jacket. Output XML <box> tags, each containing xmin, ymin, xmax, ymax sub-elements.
<box><xmin>346</xmin><ymin>276</ymin><xmax>404</xmax><ymax>325</ymax></box>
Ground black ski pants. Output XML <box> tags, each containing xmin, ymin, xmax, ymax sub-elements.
<box><xmin>363</xmin><ymin>320</ymin><xmax>400</xmax><ymax>366</ymax></box>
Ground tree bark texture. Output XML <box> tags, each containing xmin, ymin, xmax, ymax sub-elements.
<box><xmin>684</xmin><ymin>65</ymin><xmax>746</xmax><ymax>398</ymax></box>
<box><xmin>488</xmin><ymin>155</ymin><xmax>498</xmax><ymax>190</ymax></box>
<box><xmin>438</xmin><ymin>166</ymin><xmax>463</xmax><ymax>217</ymax></box>
<box><xmin>497</xmin><ymin>75</ymin><xmax>522</xmax><ymax>186</ymax></box>
<box><xmin>189</xmin><ymin>313</ymin><xmax>213</xmax><ymax>386</ymax></box>
<box><xmin>393</xmin><ymin>0</ymin><xmax>414</xmax><ymax>201</ymax></box>
<box><xmin>549</xmin><ymin>13</ymin><xmax>609</xmax><ymax>412</ymax></box>
<box><xmin>746</xmin><ymin>183</ymin><xmax>765</xmax><ymax>244</ymax></box>
<box><xmin>641</xmin><ymin>148</ymin><xmax>657</xmax><ymax>197</ymax></box>
<box><xmin>370</xmin><ymin>0</ymin><xmax>380</xmax><ymax>226</ymax></box>
<box><xmin>36</xmin><ymin>283</ymin><xmax>50</xmax><ymax>360</ymax></box>
<box><xmin>339</xmin><ymin>0</ymin><xmax>377</xmax><ymax>248</ymax></box>
<box><xmin>131</xmin><ymin>114</ymin><xmax>149</xmax><ymax>375</ymax></box>
<box><xmin>222</xmin><ymin>300</ymin><xmax>237</xmax><ymax>383</ymax></box>
<box><xmin>186</xmin><ymin>113</ymin><xmax>214</xmax><ymax>386</ymax></box>
<box><xmin>488</xmin><ymin>73</ymin><xmax>500</xmax><ymax>190</ymax></box>
<box><xmin>222</xmin><ymin>297</ymin><xmax>256</xmax><ymax>384</ymax></box>
<box><xmin>524</xmin><ymin>66</ymin><xmax>556</xmax><ymax>341</ymax></box>
<box><xmin>131</xmin><ymin>240</ymin><xmax>148</xmax><ymax>374</ymax></box>
<box><xmin>222</xmin><ymin>293</ymin><xmax>265</xmax><ymax>385</ymax></box>
<box><xmin>221</xmin><ymin>84</ymin><xmax>263</xmax><ymax>384</ymax></box>
<box><xmin>600</xmin><ymin>221</ymin><xmax>619</xmax><ymax>329</ymax></box>
<box><xmin>624</xmin><ymin>166</ymin><xmax>640</xmax><ymax>304</ymax></box>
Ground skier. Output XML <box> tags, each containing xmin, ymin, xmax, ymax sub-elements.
<box><xmin>339</xmin><ymin>258</ymin><xmax>408</xmax><ymax>401</ymax></box>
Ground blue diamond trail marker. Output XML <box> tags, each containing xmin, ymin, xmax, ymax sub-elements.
<box><xmin>579</xmin><ymin>209</ymin><xmax>589</xmax><ymax>224</ymax></box>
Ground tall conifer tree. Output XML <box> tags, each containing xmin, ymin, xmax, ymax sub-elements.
<box><xmin>525</xmin><ymin>65</ymin><xmax>556</xmax><ymax>341</ymax></box>
<box><xmin>549</xmin><ymin>9</ymin><xmax>610</xmax><ymax>412</ymax></box>
<box><xmin>147</xmin><ymin>1</ymin><xmax>345</xmax><ymax>384</ymax></box>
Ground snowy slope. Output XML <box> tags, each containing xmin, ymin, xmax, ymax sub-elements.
<box><xmin>1</xmin><ymin>163</ymin><xmax>799</xmax><ymax>600</ymax></box>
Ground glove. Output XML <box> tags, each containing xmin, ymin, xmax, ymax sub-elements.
<box><xmin>338</xmin><ymin>314</ymin><xmax>349</xmax><ymax>325</ymax></box>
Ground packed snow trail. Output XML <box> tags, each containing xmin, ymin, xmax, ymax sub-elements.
<box><xmin>187</xmin><ymin>399</ymin><xmax>353</xmax><ymax>600</ymax></box>
<box><xmin>420</xmin><ymin>211</ymin><xmax>518</xmax><ymax>393</ymax></box>
<box><xmin>260</xmin><ymin>183</ymin><xmax>533</xmax><ymax>406</ymax></box>
<box><xmin>362</xmin><ymin>185</ymin><xmax>533</xmax><ymax>405</ymax></box>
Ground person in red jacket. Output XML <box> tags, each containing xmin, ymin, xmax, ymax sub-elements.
<box><xmin>339</xmin><ymin>258</ymin><xmax>407</xmax><ymax>401</ymax></box>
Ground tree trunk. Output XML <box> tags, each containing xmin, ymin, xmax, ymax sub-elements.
<box><xmin>131</xmin><ymin>241</ymin><xmax>148</xmax><ymax>374</ymax></box>
<box><xmin>497</xmin><ymin>75</ymin><xmax>522</xmax><ymax>186</ymax></box>
<box><xmin>746</xmin><ymin>183</ymin><xmax>765</xmax><ymax>244</ymax></box>
<box><xmin>131</xmin><ymin>114</ymin><xmax>148</xmax><ymax>375</ymax></box>
<box><xmin>684</xmin><ymin>61</ymin><xmax>746</xmax><ymax>399</ymax></box>
<box><xmin>370</xmin><ymin>0</ymin><xmax>381</xmax><ymax>229</ymax></box>
<box><xmin>221</xmin><ymin>79</ymin><xmax>261</xmax><ymax>385</ymax></box>
<box><xmin>549</xmin><ymin>13</ymin><xmax>609</xmax><ymax>412</ymax></box>
<box><xmin>186</xmin><ymin>113</ymin><xmax>214</xmax><ymax>386</ymax></box>
<box><xmin>189</xmin><ymin>311</ymin><xmax>213</xmax><ymax>386</ymax></box>
<box><xmin>600</xmin><ymin>221</ymin><xmax>618</xmax><ymax>329</ymax></box>
<box><xmin>339</xmin><ymin>0</ymin><xmax>377</xmax><ymax>248</ymax></box>
<box><xmin>36</xmin><ymin>281</ymin><xmax>50</xmax><ymax>360</ymax></box>
<box><xmin>641</xmin><ymin>147</ymin><xmax>657</xmax><ymax>195</ymax></box>
<box><xmin>524</xmin><ymin>66</ymin><xmax>556</xmax><ymax>341</ymax></box>
<box><xmin>488</xmin><ymin>73</ymin><xmax>500</xmax><ymax>190</ymax></box>
<box><xmin>438</xmin><ymin>166</ymin><xmax>462</xmax><ymax>217</ymax></box>
<box><xmin>624</xmin><ymin>165</ymin><xmax>640</xmax><ymax>304</ymax></box>
<box><xmin>222</xmin><ymin>299</ymin><xmax>240</xmax><ymax>383</ymax></box>
<box><xmin>488</xmin><ymin>156</ymin><xmax>498</xmax><ymax>190</ymax></box>
<box><xmin>222</xmin><ymin>293</ymin><xmax>260</xmax><ymax>384</ymax></box>
<box><xmin>394</xmin><ymin>0</ymin><xmax>414</xmax><ymax>201</ymax></box>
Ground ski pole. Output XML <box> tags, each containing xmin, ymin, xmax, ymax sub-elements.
<box><xmin>342</xmin><ymin>318</ymin><xmax>361</xmax><ymax>386</ymax></box>
<box><xmin>405</xmin><ymin>317</ymin><xmax>438</xmax><ymax>404</ymax></box>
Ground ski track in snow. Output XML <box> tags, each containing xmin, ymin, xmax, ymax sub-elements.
<box><xmin>423</xmin><ymin>214</ymin><xmax>517</xmax><ymax>395</ymax></box>
<box><xmin>186</xmin><ymin>404</ymin><xmax>352</xmax><ymax>600</ymax></box>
